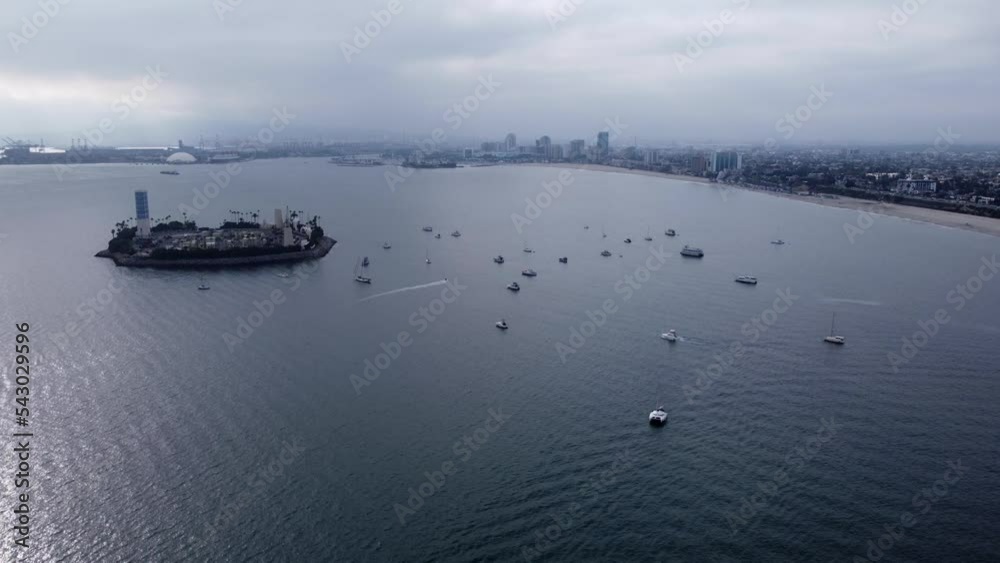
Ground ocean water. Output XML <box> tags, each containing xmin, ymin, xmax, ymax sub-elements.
<box><xmin>0</xmin><ymin>159</ymin><xmax>997</xmax><ymax>562</ymax></box>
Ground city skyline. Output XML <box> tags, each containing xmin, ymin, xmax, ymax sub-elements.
<box><xmin>2</xmin><ymin>0</ymin><xmax>998</xmax><ymax>146</ymax></box>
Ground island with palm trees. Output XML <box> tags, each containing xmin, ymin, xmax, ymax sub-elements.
<box><xmin>96</xmin><ymin>207</ymin><xmax>336</xmax><ymax>268</ymax></box>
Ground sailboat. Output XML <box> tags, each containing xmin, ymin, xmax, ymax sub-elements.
<box><xmin>354</xmin><ymin>257</ymin><xmax>372</xmax><ymax>284</ymax></box>
<box><xmin>824</xmin><ymin>313</ymin><xmax>845</xmax><ymax>345</ymax></box>
<box><xmin>197</xmin><ymin>277</ymin><xmax>210</xmax><ymax>291</ymax></box>
<box><xmin>425</xmin><ymin>249</ymin><xmax>431</xmax><ymax>264</ymax></box>
<box><xmin>602</xmin><ymin>224</ymin><xmax>607</xmax><ymax>239</ymax></box>
<box><xmin>644</xmin><ymin>227</ymin><xmax>653</xmax><ymax>242</ymax></box>
<box><xmin>771</xmin><ymin>227</ymin><xmax>786</xmax><ymax>245</ymax></box>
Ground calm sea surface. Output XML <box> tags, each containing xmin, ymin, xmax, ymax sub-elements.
<box><xmin>0</xmin><ymin>160</ymin><xmax>997</xmax><ymax>562</ymax></box>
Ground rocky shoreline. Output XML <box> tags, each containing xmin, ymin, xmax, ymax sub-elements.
<box><xmin>96</xmin><ymin>236</ymin><xmax>336</xmax><ymax>268</ymax></box>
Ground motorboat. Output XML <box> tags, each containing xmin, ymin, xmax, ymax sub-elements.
<box><xmin>665</xmin><ymin>229</ymin><xmax>677</xmax><ymax>237</ymax></box>
<box><xmin>558</xmin><ymin>257</ymin><xmax>568</xmax><ymax>264</ymax></box>
<box><xmin>451</xmin><ymin>230</ymin><xmax>461</xmax><ymax>237</ymax></box>
<box><xmin>771</xmin><ymin>239</ymin><xmax>786</xmax><ymax>245</ymax></box>
<box><xmin>660</xmin><ymin>329</ymin><xmax>678</xmax><ymax>342</ymax></box>
<box><xmin>521</xmin><ymin>269</ymin><xmax>537</xmax><ymax>277</ymax></box>
<box><xmin>680</xmin><ymin>245</ymin><xmax>704</xmax><ymax>258</ymax></box>
<box><xmin>507</xmin><ymin>282</ymin><xmax>520</xmax><ymax>292</ymax></box>
<box><xmin>601</xmin><ymin>250</ymin><xmax>612</xmax><ymax>257</ymax></box>
<box><xmin>160</xmin><ymin>170</ymin><xmax>180</xmax><ymax>175</ymax></box>
<box><xmin>354</xmin><ymin>275</ymin><xmax>372</xmax><ymax>284</ymax></box>
<box><xmin>624</xmin><ymin>238</ymin><xmax>632</xmax><ymax>244</ymax></box>
<box><xmin>496</xmin><ymin>319</ymin><xmax>509</xmax><ymax>330</ymax></box>
<box><xmin>649</xmin><ymin>407</ymin><xmax>668</xmax><ymax>426</ymax></box>
<box><xmin>494</xmin><ymin>255</ymin><xmax>505</xmax><ymax>264</ymax></box>
<box><xmin>584</xmin><ymin>225</ymin><xmax>590</xmax><ymax>230</ymax></box>
<box><xmin>422</xmin><ymin>226</ymin><xmax>433</xmax><ymax>232</ymax></box>
<box><xmin>382</xmin><ymin>242</ymin><xmax>391</xmax><ymax>249</ymax></box>
<box><xmin>435</xmin><ymin>233</ymin><xmax>442</xmax><ymax>239</ymax></box>
<box><xmin>824</xmin><ymin>313</ymin><xmax>845</xmax><ymax>345</ymax></box>
<box><xmin>523</xmin><ymin>243</ymin><xmax>534</xmax><ymax>253</ymax></box>
<box><xmin>735</xmin><ymin>275</ymin><xmax>758</xmax><ymax>285</ymax></box>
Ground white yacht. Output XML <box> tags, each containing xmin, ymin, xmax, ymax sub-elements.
<box><xmin>649</xmin><ymin>407</ymin><xmax>668</xmax><ymax>426</ymax></box>
<box><xmin>422</xmin><ymin>226</ymin><xmax>433</xmax><ymax>232</ymax></box>
<box><xmin>521</xmin><ymin>269</ymin><xmax>537</xmax><ymax>277</ymax></box>
<box><xmin>824</xmin><ymin>313</ymin><xmax>845</xmax><ymax>345</ymax></box>
<box><xmin>507</xmin><ymin>282</ymin><xmax>520</xmax><ymax>292</ymax></box>
<box><xmin>496</xmin><ymin>319</ymin><xmax>509</xmax><ymax>330</ymax></box>
<box><xmin>660</xmin><ymin>329</ymin><xmax>678</xmax><ymax>342</ymax></box>
<box><xmin>735</xmin><ymin>275</ymin><xmax>758</xmax><ymax>285</ymax></box>
<box><xmin>665</xmin><ymin>229</ymin><xmax>677</xmax><ymax>237</ymax></box>
<box><xmin>680</xmin><ymin>245</ymin><xmax>704</xmax><ymax>258</ymax></box>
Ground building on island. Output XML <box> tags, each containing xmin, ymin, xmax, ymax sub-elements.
<box><xmin>135</xmin><ymin>190</ymin><xmax>151</xmax><ymax>238</ymax></box>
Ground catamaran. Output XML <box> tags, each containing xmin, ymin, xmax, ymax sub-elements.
<box><xmin>649</xmin><ymin>407</ymin><xmax>668</xmax><ymax>426</ymax></box>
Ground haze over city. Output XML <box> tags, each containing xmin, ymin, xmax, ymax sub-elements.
<box><xmin>3</xmin><ymin>0</ymin><xmax>999</xmax><ymax>146</ymax></box>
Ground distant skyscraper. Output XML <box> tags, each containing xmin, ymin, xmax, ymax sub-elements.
<box><xmin>710</xmin><ymin>151</ymin><xmax>742</xmax><ymax>173</ymax></box>
<box><xmin>135</xmin><ymin>190</ymin><xmax>151</xmax><ymax>238</ymax></box>
<box><xmin>536</xmin><ymin>136</ymin><xmax>552</xmax><ymax>157</ymax></box>
<box><xmin>597</xmin><ymin>132</ymin><xmax>610</xmax><ymax>159</ymax></box>
<box><xmin>505</xmin><ymin>133</ymin><xmax>517</xmax><ymax>151</ymax></box>
<box><xmin>569</xmin><ymin>139</ymin><xmax>585</xmax><ymax>159</ymax></box>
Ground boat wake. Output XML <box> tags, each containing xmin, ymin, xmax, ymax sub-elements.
<box><xmin>359</xmin><ymin>280</ymin><xmax>448</xmax><ymax>302</ymax></box>
<box><xmin>820</xmin><ymin>297</ymin><xmax>882</xmax><ymax>307</ymax></box>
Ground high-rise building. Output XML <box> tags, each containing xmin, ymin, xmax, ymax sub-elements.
<box><xmin>505</xmin><ymin>133</ymin><xmax>517</xmax><ymax>151</ymax></box>
<box><xmin>690</xmin><ymin>154</ymin><xmax>708</xmax><ymax>173</ymax></box>
<box><xmin>536</xmin><ymin>136</ymin><xmax>552</xmax><ymax>157</ymax></box>
<box><xmin>597</xmin><ymin>132</ymin><xmax>610</xmax><ymax>159</ymax></box>
<box><xmin>569</xmin><ymin>139</ymin><xmax>585</xmax><ymax>159</ymax></box>
<box><xmin>710</xmin><ymin>151</ymin><xmax>742</xmax><ymax>173</ymax></box>
<box><xmin>135</xmin><ymin>190</ymin><xmax>151</xmax><ymax>238</ymax></box>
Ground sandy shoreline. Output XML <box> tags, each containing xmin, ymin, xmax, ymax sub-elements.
<box><xmin>528</xmin><ymin>163</ymin><xmax>1000</xmax><ymax>238</ymax></box>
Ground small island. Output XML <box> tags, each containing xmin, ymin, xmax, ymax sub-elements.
<box><xmin>97</xmin><ymin>192</ymin><xmax>335</xmax><ymax>268</ymax></box>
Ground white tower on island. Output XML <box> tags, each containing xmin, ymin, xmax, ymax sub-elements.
<box><xmin>135</xmin><ymin>190</ymin><xmax>151</xmax><ymax>238</ymax></box>
<box><xmin>274</xmin><ymin>208</ymin><xmax>284</xmax><ymax>230</ymax></box>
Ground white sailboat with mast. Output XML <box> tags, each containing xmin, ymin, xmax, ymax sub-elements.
<box><xmin>824</xmin><ymin>313</ymin><xmax>845</xmax><ymax>345</ymax></box>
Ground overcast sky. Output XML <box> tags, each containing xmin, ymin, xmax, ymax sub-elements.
<box><xmin>2</xmin><ymin>0</ymin><xmax>997</xmax><ymax>147</ymax></box>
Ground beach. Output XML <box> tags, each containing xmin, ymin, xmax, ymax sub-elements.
<box><xmin>530</xmin><ymin>163</ymin><xmax>1000</xmax><ymax>238</ymax></box>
